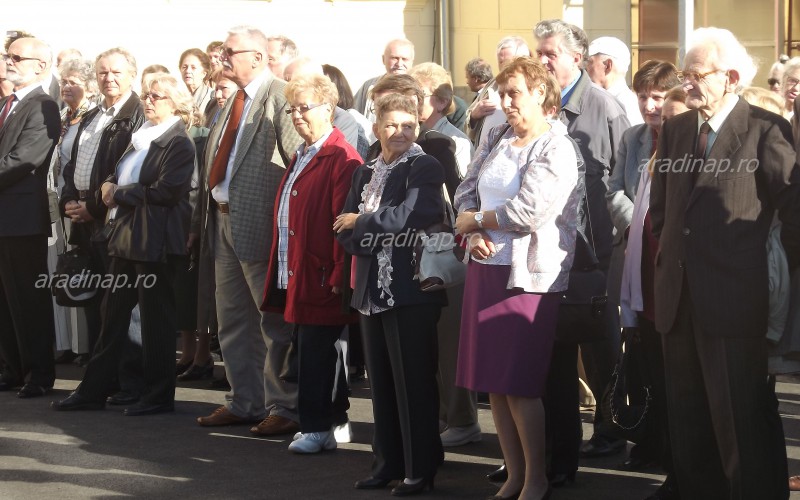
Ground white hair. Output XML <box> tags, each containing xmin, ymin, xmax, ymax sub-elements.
<box><xmin>227</xmin><ymin>25</ymin><xmax>269</xmax><ymax>52</ymax></box>
<box><xmin>782</xmin><ymin>57</ymin><xmax>800</xmax><ymax>82</ymax></box>
<box><xmin>687</xmin><ymin>27</ymin><xmax>757</xmax><ymax>90</ymax></box>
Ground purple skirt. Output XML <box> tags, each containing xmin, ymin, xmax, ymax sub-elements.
<box><xmin>456</xmin><ymin>261</ymin><xmax>559</xmax><ymax>398</ymax></box>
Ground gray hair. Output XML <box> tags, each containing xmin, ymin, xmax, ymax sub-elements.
<box><xmin>58</xmin><ymin>58</ymin><xmax>98</xmax><ymax>99</ymax></box>
<box><xmin>782</xmin><ymin>57</ymin><xmax>800</xmax><ymax>84</ymax></box>
<box><xmin>227</xmin><ymin>25</ymin><xmax>269</xmax><ymax>53</ymax></box>
<box><xmin>534</xmin><ymin>19</ymin><xmax>588</xmax><ymax>62</ymax></box>
<box><xmin>96</xmin><ymin>47</ymin><xmax>137</xmax><ymax>76</ymax></box>
<box><xmin>466</xmin><ymin>58</ymin><xmax>493</xmax><ymax>84</ymax></box>
<box><xmin>496</xmin><ymin>36</ymin><xmax>530</xmax><ymax>57</ymax></box>
<box><xmin>142</xmin><ymin>72</ymin><xmax>199</xmax><ymax>127</ymax></box>
<box><xmin>266</xmin><ymin>35</ymin><xmax>298</xmax><ymax>59</ymax></box>
<box><xmin>687</xmin><ymin>27</ymin><xmax>757</xmax><ymax>90</ymax></box>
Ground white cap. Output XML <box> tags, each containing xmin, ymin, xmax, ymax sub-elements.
<box><xmin>588</xmin><ymin>36</ymin><xmax>631</xmax><ymax>71</ymax></box>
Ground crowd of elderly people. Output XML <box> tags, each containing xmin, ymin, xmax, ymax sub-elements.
<box><xmin>1</xmin><ymin>19</ymin><xmax>800</xmax><ymax>500</ymax></box>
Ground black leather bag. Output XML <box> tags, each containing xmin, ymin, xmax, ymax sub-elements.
<box><xmin>600</xmin><ymin>328</ymin><xmax>651</xmax><ymax>444</ymax></box>
<box><xmin>107</xmin><ymin>200</ymin><xmax>168</xmax><ymax>262</ymax></box>
<box><xmin>51</xmin><ymin>246</ymin><xmax>97</xmax><ymax>307</ymax></box>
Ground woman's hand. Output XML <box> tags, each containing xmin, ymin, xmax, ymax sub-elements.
<box><xmin>466</xmin><ymin>230</ymin><xmax>496</xmax><ymax>260</ymax></box>
<box><xmin>333</xmin><ymin>213</ymin><xmax>359</xmax><ymax>233</ymax></box>
<box><xmin>101</xmin><ymin>182</ymin><xmax>118</xmax><ymax>209</ymax></box>
<box><xmin>455</xmin><ymin>210</ymin><xmax>477</xmax><ymax>235</ymax></box>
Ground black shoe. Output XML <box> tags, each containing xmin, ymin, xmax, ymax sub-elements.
<box><xmin>17</xmin><ymin>383</ymin><xmax>49</xmax><ymax>398</ymax></box>
<box><xmin>548</xmin><ymin>471</ymin><xmax>576</xmax><ymax>488</ymax></box>
<box><xmin>107</xmin><ymin>391</ymin><xmax>140</xmax><ymax>406</ymax></box>
<box><xmin>391</xmin><ymin>477</ymin><xmax>434</xmax><ymax>496</ymax></box>
<box><xmin>620</xmin><ymin>455</ymin><xmax>658</xmax><ymax>471</ymax></box>
<box><xmin>177</xmin><ymin>359</ymin><xmax>214</xmax><ymax>381</ymax></box>
<box><xmin>51</xmin><ymin>392</ymin><xmax>105</xmax><ymax>411</ymax></box>
<box><xmin>123</xmin><ymin>401</ymin><xmax>174</xmax><ymax>416</ymax></box>
<box><xmin>487</xmin><ymin>464</ymin><xmax>507</xmax><ymax>483</ymax></box>
<box><xmin>55</xmin><ymin>350</ymin><xmax>78</xmax><ymax>364</ymax></box>
<box><xmin>645</xmin><ymin>474</ymin><xmax>680</xmax><ymax>500</ymax></box>
<box><xmin>75</xmin><ymin>353</ymin><xmax>91</xmax><ymax>367</ymax></box>
<box><xmin>175</xmin><ymin>360</ymin><xmax>192</xmax><ymax>376</ymax></box>
<box><xmin>579</xmin><ymin>435</ymin><xmax>626</xmax><ymax>458</ymax></box>
<box><xmin>354</xmin><ymin>477</ymin><xmax>392</xmax><ymax>490</ymax></box>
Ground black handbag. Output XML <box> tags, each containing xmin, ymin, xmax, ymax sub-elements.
<box><xmin>600</xmin><ymin>328</ymin><xmax>652</xmax><ymax>444</ymax></box>
<box><xmin>107</xmin><ymin>197</ymin><xmax>168</xmax><ymax>262</ymax></box>
<box><xmin>555</xmin><ymin>187</ymin><xmax>608</xmax><ymax>344</ymax></box>
<box><xmin>414</xmin><ymin>185</ymin><xmax>467</xmax><ymax>292</ymax></box>
<box><xmin>51</xmin><ymin>220</ymin><xmax>98</xmax><ymax>307</ymax></box>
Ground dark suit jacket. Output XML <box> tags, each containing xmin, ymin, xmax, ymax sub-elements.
<box><xmin>650</xmin><ymin>98</ymin><xmax>800</xmax><ymax>337</ymax></box>
<box><xmin>0</xmin><ymin>87</ymin><xmax>60</xmax><ymax>237</ymax></box>
<box><xmin>105</xmin><ymin>120</ymin><xmax>195</xmax><ymax>262</ymax></box>
<box><xmin>337</xmin><ymin>153</ymin><xmax>447</xmax><ymax>310</ymax></box>
<box><xmin>60</xmin><ymin>93</ymin><xmax>145</xmax><ymax>244</ymax></box>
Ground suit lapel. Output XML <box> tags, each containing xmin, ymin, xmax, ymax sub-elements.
<box><xmin>686</xmin><ymin>99</ymin><xmax>747</xmax><ymax>210</ymax></box>
<box><xmin>231</xmin><ymin>76</ymin><xmax>273</xmax><ymax>178</ymax></box>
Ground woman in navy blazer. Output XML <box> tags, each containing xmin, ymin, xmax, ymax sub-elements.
<box><xmin>52</xmin><ymin>73</ymin><xmax>195</xmax><ymax>416</ymax></box>
<box><xmin>336</xmin><ymin>93</ymin><xmax>446</xmax><ymax>495</ymax></box>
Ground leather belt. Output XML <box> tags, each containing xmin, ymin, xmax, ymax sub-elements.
<box><xmin>212</xmin><ymin>201</ymin><xmax>230</xmax><ymax>214</ymax></box>
<box><xmin>78</xmin><ymin>190</ymin><xmax>90</xmax><ymax>201</ymax></box>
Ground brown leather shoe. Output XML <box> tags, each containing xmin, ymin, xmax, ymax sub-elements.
<box><xmin>196</xmin><ymin>406</ymin><xmax>254</xmax><ymax>427</ymax></box>
<box><xmin>790</xmin><ymin>476</ymin><xmax>800</xmax><ymax>491</ymax></box>
<box><xmin>250</xmin><ymin>414</ymin><xmax>300</xmax><ymax>436</ymax></box>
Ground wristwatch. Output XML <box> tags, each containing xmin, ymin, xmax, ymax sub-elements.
<box><xmin>474</xmin><ymin>211</ymin><xmax>484</xmax><ymax>228</ymax></box>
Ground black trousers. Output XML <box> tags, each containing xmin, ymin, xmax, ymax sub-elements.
<box><xmin>544</xmin><ymin>340</ymin><xmax>581</xmax><ymax>476</ymax></box>
<box><xmin>297</xmin><ymin>323</ymin><xmax>349</xmax><ymax>432</ymax></box>
<box><xmin>0</xmin><ymin>235</ymin><xmax>55</xmax><ymax>387</ymax></box>
<box><xmin>662</xmin><ymin>286</ymin><xmax>788</xmax><ymax>500</ymax></box>
<box><xmin>361</xmin><ymin>304</ymin><xmax>443</xmax><ymax>480</ymax></box>
<box><xmin>77</xmin><ymin>257</ymin><xmax>176</xmax><ymax>406</ymax></box>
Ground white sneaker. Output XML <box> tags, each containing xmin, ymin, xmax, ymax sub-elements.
<box><xmin>292</xmin><ymin>431</ymin><xmax>302</xmax><ymax>441</ymax></box>
<box><xmin>287</xmin><ymin>431</ymin><xmax>337</xmax><ymax>454</ymax></box>
<box><xmin>333</xmin><ymin>421</ymin><xmax>352</xmax><ymax>443</ymax></box>
<box><xmin>440</xmin><ymin>423</ymin><xmax>482</xmax><ymax>447</ymax></box>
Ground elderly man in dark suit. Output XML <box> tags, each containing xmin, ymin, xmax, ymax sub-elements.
<box><xmin>0</xmin><ymin>37</ymin><xmax>60</xmax><ymax>397</ymax></box>
<box><xmin>651</xmin><ymin>27</ymin><xmax>800</xmax><ymax>499</ymax></box>
<box><xmin>193</xmin><ymin>26</ymin><xmax>303</xmax><ymax>434</ymax></box>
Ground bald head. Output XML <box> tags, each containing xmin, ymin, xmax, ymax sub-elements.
<box><xmin>283</xmin><ymin>56</ymin><xmax>324</xmax><ymax>82</ymax></box>
<box><xmin>382</xmin><ymin>39</ymin><xmax>414</xmax><ymax>75</ymax></box>
<box><xmin>5</xmin><ymin>38</ymin><xmax>50</xmax><ymax>89</ymax></box>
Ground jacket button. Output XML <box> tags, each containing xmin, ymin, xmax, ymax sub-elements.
<box><xmin>682</xmin><ymin>227</ymin><xmax>690</xmax><ymax>236</ymax></box>
<box><xmin>288</xmin><ymin>270</ymin><xmax>294</xmax><ymax>277</ymax></box>
<box><xmin>291</xmin><ymin>190</ymin><xmax>298</xmax><ymax>196</ymax></box>
<box><xmin>289</xmin><ymin>230</ymin><xmax>295</xmax><ymax>236</ymax></box>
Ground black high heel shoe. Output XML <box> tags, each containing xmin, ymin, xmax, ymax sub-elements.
<box><xmin>177</xmin><ymin>358</ymin><xmax>214</xmax><ymax>381</ymax></box>
<box><xmin>175</xmin><ymin>360</ymin><xmax>192</xmax><ymax>376</ymax></box>
<box><xmin>487</xmin><ymin>464</ymin><xmax>507</xmax><ymax>483</ymax></box>
<box><xmin>391</xmin><ymin>476</ymin><xmax>434</xmax><ymax>496</ymax></box>
<box><xmin>354</xmin><ymin>477</ymin><xmax>392</xmax><ymax>490</ymax></box>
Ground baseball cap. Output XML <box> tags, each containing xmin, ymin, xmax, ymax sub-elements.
<box><xmin>588</xmin><ymin>36</ymin><xmax>631</xmax><ymax>70</ymax></box>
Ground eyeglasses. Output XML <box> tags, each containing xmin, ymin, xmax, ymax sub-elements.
<box><xmin>140</xmin><ymin>93</ymin><xmax>169</xmax><ymax>103</ymax></box>
<box><xmin>677</xmin><ymin>69</ymin><xmax>725</xmax><ymax>83</ymax></box>
<box><xmin>786</xmin><ymin>77</ymin><xmax>800</xmax><ymax>89</ymax></box>
<box><xmin>2</xmin><ymin>53</ymin><xmax>41</xmax><ymax>64</ymax></box>
<box><xmin>285</xmin><ymin>103</ymin><xmax>325</xmax><ymax>115</ymax></box>
<box><xmin>220</xmin><ymin>47</ymin><xmax>258</xmax><ymax>60</ymax></box>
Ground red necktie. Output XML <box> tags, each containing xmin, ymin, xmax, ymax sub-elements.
<box><xmin>0</xmin><ymin>95</ymin><xmax>17</xmax><ymax>129</ymax></box>
<box><xmin>209</xmin><ymin>90</ymin><xmax>246</xmax><ymax>189</ymax></box>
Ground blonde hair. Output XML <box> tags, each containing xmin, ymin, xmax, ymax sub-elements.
<box><xmin>408</xmin><ymin>62</ymin><xmax>455</xmax><ymax>115</ymax></box>
<box><xmin>284</xmin><ymin>74</ymin><xmax>339</xmax><ymax>121</ymax></box>
<box><xmin>142</xmin><ymin>72</ymin><xmax>199</xmax><ymax>127</ymax></box>
<box><xmin>740</xmin><ymin>86</ymin><xmax>784</xmax><ymax>115</ymax></box>
<box><xmin>373</xmin><ymin>93</ymin><xmax>418</xmax><ymax>123</ymax></box>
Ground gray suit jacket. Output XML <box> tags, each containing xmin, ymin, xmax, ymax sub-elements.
<box><xmin>605</xmin><ymin>123</ymin><xmax>652</xmax><ymax>303</ymax></box>
<box><xmin>651</xmin><ymin>99</ymin><xmax>800</xmax><ymax>337</ymax></box>
<box><xmin>193</xmin><ymin>72</ymin><xmax>302</xmax><ymax>262</ymax></box>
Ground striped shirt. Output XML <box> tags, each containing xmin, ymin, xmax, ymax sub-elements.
<box><xmin>73</xmin><ymin>93</ymin><xmax>130</xmax><ymax>190</ymax></box>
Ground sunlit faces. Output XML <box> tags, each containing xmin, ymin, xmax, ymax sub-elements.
<box><xmin>266</xmin><ymin>40</ymin><xmax>291</xmax><ymax>79</ymax></box>
<box><xmin>180</xmin><ymin>55</ymin><xmax>207</xmax><ymax>93</ymax></box>
<box><xmin>681</xmin><ymin>47</ymin><xmax>731</xmax><ymax>116</ymax></box>
<box><xmin>782</xmin><ymin>68</ymin><xmax>800</xmax><ymax>107</ymax></box>
<box><xmin>373</xmin><ymin>109</ymin><xmax>419</xmax><ymax>162</ymax></box>
<box><xmin>4</xmin><ymin>40</ymin><xmax>45</xmax><ymax>89</ymax></box>
<box><xmin>60</xmin><ymin>72</ymin><xmax>88</xmax><ymax>109</ymax></box>
<box><xmin>637</xmin><ymin>89</ymin><xmax>667</xmax><ymax>130</ymax></box>
<box><xmin>220</xmin><ymin>34</ymin><xmax>260</xmax><ymax>87</ymax></box>
<box><xmin>585</xmin><ymin>54</ymin><xmax>609</xmax><ymax>87</ymax></box>
<box><xmin>498</xmin><ymin>72</ymin><xmax>546</xmax><ymax>129</ymax></box>
<box><xmin>382</xmin><ymin>42</ymin><xmax>414</xmax><ymax>75</ymax></box>
<box><xmin>207</xmin><ymin>48</ymin><xmax>222</xmax><ymax>71</ymax></box>
<box><xmin>535</xmin><ymin>35</ymin><xmax>580</xmax><ymax>88</ymax></box>
<box><xmin>288</xmin><ymin>90</ymin><xmax>332</xmax><ymax>145</ymax></box>
<box><xmin>96</xmin><ymin>53</ymin><xmax>135</xmax><ymax>104</ymax></box>
<box><xmin>214</xmin><ymin>78</ymin><xmax>238</xmax><ymax>109</ymax></box>
<box><xmin>141</xmin><ymin>83</ymin><xmax>176</xmax><ymax>125</ymax></box>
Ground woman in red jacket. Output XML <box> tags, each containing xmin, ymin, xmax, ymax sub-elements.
<box><xmin>261</xmin><ymin>73</ymin><xmax>362</xmax><ymax>454</ymax></box>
